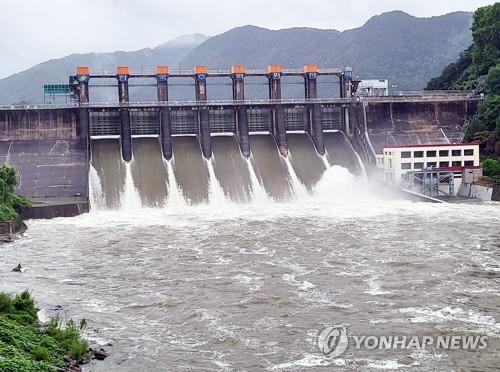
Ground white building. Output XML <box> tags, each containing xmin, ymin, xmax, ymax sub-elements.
<box><xmin>357</xmin><ymin>79</ymin><xmax>389</xmax><ymax>96</ymax></box>
<box><xmin>376</xmin><ymin>143</ymin><xmax>480</xmax><ymax>195</ymax></box>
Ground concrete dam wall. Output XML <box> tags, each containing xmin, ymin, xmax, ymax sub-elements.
<box><xmin>365</xmin><ymin>100</ymin><xmax>477</xmax><ymax>154</ymax></box>
<box><xmin>0</xmin><ymin>109</ymin><xmax>88</xmax><ymax>198</ymax></box>
<box><xmin>0</xmin><ymin>97</ymin><xmax>477</xmax><ymax>201</ymax></box>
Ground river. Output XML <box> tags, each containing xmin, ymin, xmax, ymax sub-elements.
<box><xmin>1</xmin><ymin>166</ymin><xmax>499</xmax><ymax>371</ymax></box>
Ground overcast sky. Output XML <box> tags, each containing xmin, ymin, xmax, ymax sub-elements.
<box><xmin>0</xmin><ymin>0</ymin><xmax>496</xmax><ymax>79</ymax></box>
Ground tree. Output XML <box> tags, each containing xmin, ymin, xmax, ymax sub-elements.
<box><xmin>426</xmin><ymin>47</ymin><xmax>473</xmax><ymax>90</ymax></box>
<box><xmin>471</xmin><ymin>3</ymin><xmax>500</xmax><ymax>76</ymax></box>
<box><xmin>428</xmin><ymin>4</ymin><xmax>500</xmax><ymax>156</ymax></box>
<box><xmin>482</xmin><ymin>158</ymin><xmax>500</xmax><ymax>177</ymax></box>
<box><xmin>0</xmin><ymin>164</ymin><xmax>31</xmax><ymax>221</ymax></box>
<box><xmin>496</xmin><ymin>115</ymin><xmax>500</xmax><ymax>139</ymax></box>
<box><xmin>486</xmin><ymin>64</ymin><xmax>500</xmax><ymax>94</ymax></box>
<box><xmin>470</xmin><ymin>95</ymin><xmax>500</xmax><ymax>133</ymax></box>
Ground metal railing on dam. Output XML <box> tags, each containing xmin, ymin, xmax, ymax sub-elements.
<box><xmin>0</xmin><ymin>98</ymin><xmax>353</xmax><ymax>111</ymax></box>
<box><xmin>0</xmin><ymin>93</ymin><xmax>481</xmax><ymax>111</ymax></box>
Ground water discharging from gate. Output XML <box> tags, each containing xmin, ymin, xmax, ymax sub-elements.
<box><xmin>89</xmin><ymin>132</ymin><xmax>366</xmax><ymax>209</ymax></box>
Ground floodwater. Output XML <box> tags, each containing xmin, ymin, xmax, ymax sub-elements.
<box><xmin>1</xmin><ymin>143</ymin><xmax>500</xmax><ymax>371</ymax></box>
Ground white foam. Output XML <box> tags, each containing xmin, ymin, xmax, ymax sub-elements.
<box><xmin>298</xmin><ymin>281</ymin><xmax>316</xmax><ymax>291</ymax></box>
<box><xmin>366</xmin><ymin>360</ymin><xmax>412</xmax><ymax>370</ymax></box>
<box><xmin>399</xmin><ymin>306</ymin><xmax>500</xmax><ymax>336</ymax></box>
<box><xmin>164</xmin><ymin>158</ymin><xmax>187</xmax><ymax>208</ymax></box>
<box><xmin>269</xmin><ymin>354</ymin><xmax>336</xmax><ymax>369</ymax></box>
<box><xmin>365</xmin><ymin>276</ymin><xmax>390</xmax><ymax>296</ymax></box>
<box><xmin>245</xmin><ymin>155</ymin><xmax>271</xmax><ymax>204</ymax></box>
<box><xmin>232</xmin><ymin>274</ymin><xmax>263</xmax><ymax>292</ymax></box>
<box><xmin>88</xmin><ymin>164</ymin><xmax>104</xmax><ymax>210</ymax></box>
<box><xmin>282</xmin><ymin>154</ymin><xmax>308</xmax><ymax>199</ymax></box>
<box><xmin>321</xmin><ymin>153</ymin><xmax>330</xmax><ymax>169</ymax></box>
<box><xmin>205</xmin><ymin>157</ymin><xmax>228</xmax><ymax>205</ymax></box>
<box><xmin>121</xmin><ymin>160</ymin><xmax>142</xmax><ymax>210</ymax></box>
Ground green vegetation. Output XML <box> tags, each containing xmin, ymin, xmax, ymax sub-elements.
<box><xmin>0</xmin><ymin>164</ymin><xmax>31</xmax><ymax>222</ymax></box>
<box><xmin>426</xmin><ymin>3</ymin><xmax>500</xmax><ymax>159</ymax></box>
<box><xmin>0</xmin><ymin>291</ymin><xmax>89</xmax><ymax>371</ymax></box>
<box><xmin>482</xmin><ymin>157</ymin><xmax>500</xmax><ymax>181</ymax></box>
<box><xmin>426</xmin><ymin>46</ymin><xmax>475</xmax><ymax>90</ymax></box>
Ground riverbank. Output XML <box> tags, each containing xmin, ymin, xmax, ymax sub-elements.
<box><xmin>0</xmin><ymin>291</ymin><xmax>94</xmax><ymax>371</ymax></box>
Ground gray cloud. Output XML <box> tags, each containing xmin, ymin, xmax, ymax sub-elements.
<box><xmin>0</xmin><ymin>0</ymin><xmax>495</xmax><ymax>78</ymax></box>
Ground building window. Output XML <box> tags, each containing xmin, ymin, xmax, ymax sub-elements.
<box><xmin>414</xmin><ymin>151</ymin><xmax>424</xmax><ymax>158</ymax></box>
<box><xmin>439</xmin><ymin>161</ymin><xmax>449</xmax><ymax>168</ymax></box>
<box><xmin>401</xmin><ymin>163</ymin><xmax>411</xmax><ymax>170</ymax></box>
<box><xmin>452</xmin><ymin>149</ymin><xmax>462</xmax><ymax>156</ymax></box>
<box><xmin>401</xmin><ymin>151</ymin><xmax>411</xmax><ymax>158</ymax></box>
<box><xmin>389</xmin><ymin>159</ymin><xmax>392</xmax><ymax>168</ymax></box>
<box><xmin>464</xmin><ymin>149</ymin><xmax>474</xmax><ymax>156</ymax></box>
<box><xmin>413</xmin><ymin>162</ymin><xmax>424</xmax><ymax>169</ymax></box>
<box><xmin>427</xmin><ymin>162</ymin><xmax>437</xmax><ymax>168</ymax></box>
<box><xmin>452</xmin><ymin>161</ymin><xmax>462</xmax><ymax>167</ymax></box>
<box><xmin>439</xmin><ymin>150</ymin><xmax>449</xmax><ymax>157</ymax></box>
<box><xmin>464</xmin><ymin>160</ymin><xmax>474</xmax><ymax>166</ymax></box>
<box><xmin>426</xmin><ymin>150</ymin><xmax>437</xmax><ymax>157</ymax></box>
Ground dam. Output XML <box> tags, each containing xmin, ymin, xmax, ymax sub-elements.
<box><xmin>2</xmin><ymin>66</ymin><xmax>499</xmax><ymax>372</ymax></box>
<box><xmin>0</xmin><ymin>64</ymin><xmax>480</xmax><ymax>208</ymax></box>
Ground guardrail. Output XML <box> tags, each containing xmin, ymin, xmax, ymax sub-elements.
<box><xmin>0</xmin><ymin>98</ymin><xmax>356</xmax><ymax>110</ymax></box>
<box><xmin>0</xmin><ymin>93</ymin><xmax>479</xmax><ymax>111</ymax></box>
<box><xmin>361</xmin><ymin>94</ymin><xmax>480</xmax><ymax>103</ymax></box>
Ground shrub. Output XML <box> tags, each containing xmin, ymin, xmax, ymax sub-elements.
<box><xmin>46</xmin><ymin>315</ymin><xmax>89</xmax><ymax>361</ymax></box>
<box><xmin>31</xmin><ymin>345</ymin><xmax>50</xmax><ymax>362</ymax></box>
<box><xmin>0</xmin><ymin>164</ymin><xmax>31</xmax><ymax>221</ymax></box>
<box><xmin>10</xmin><ymin>290</ymin><xmax>37</xmax><ymax>326</ymax></box>
<box><xmin>0</xmin><ymin>204</ymin><xmax>19</xmax><ymax>222</ymax></box>
<box><xmin>482</xmin><ymin>158</ymin><xmax>500</xmax><ymax>177</ymax></box>
<box><xmin>11</xmin><ymin>194</ymin><xmax>32</xmax><ymax>208</ymax></box>
<box><xmin>0</xmin><ymin>291</ymin><xmax>91</xmax><ymax>369</ymax></box>
<box><xmin>0</xmin><ymin>293</ymin><xmax>14</xmax><ymax>314</ymax></box>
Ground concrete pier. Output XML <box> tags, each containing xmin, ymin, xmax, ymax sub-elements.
<box><xmin>303</xmin><ymin>64</ymin><xmax>324</xmax><ymax>155</ymax></box>
<box><xmin>117</xmin><ymin>66</ymin><xmax>132</xmax><ymax>162</ymax></box>
<box><xmin>231</xmin><ymin>65</ymin><xmax>250</xmax><ymax>157</ymax></box>
<box><xmin>267</xmin><ymin>65</ymin><xmax>287</xmax><ymax>156</ymax></box>
<box><xmin>195</xmin><ymin>66</ymin><xmax>211</xmax><ymax>158</ymax></box>
<box><xmin>156</xmin><ymin>66</ymin><xmax>172</xmax><ymax>160</ymax></box>
<box><xmin>76</xmin><ymin>67</ymin><xmax>90</xmax><ymax>151</ymax></box>
<box><xmin>340</xmin><ymin>67</ymin><xmax>353</xmax><ymax>135</ymax></box>
<box><xmin>156</xmin><ymin>65</ymin><xmax>169</xmax><ymax>102</ymax></box>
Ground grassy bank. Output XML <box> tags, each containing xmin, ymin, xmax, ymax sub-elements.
<box><xmin>0</xmin><ymin>291</ymin><xmax>89</xmax><ymax>371</ymax></box>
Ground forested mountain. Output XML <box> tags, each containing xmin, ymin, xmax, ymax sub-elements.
<box><xmin>427</xmin><ymin>2</ymin><xmax>500</xmax><ymax>161</ymax></box>
<box><xmin>0</xmin><ymin>11</ymin><xmax>473</xmax><ymax>104</ymax></box>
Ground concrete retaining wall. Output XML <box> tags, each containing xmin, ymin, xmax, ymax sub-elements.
<box><xmin>458</xmin><ymin>183</ymin><xmax>494</xmax><ymax>201</ymax></box>
<box><xmin>366</xmin><ymin>100</ymin><xmax>477</xmax><ymax>154</ymax></box>
<box><xmin>0</xmin><ymin>109</ymin><xmax>80</xmax><ymax>140</ymax></box>
<box><xmin>0</xmin><ymin>109</ymin><xmax>88</xmax><ymax>198</ymax></box>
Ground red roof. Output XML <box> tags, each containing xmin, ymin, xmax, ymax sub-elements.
<box><xmin>383</xmin><ymin>142</ymin><xmax>479</xmax><ymax>149</ymax></box>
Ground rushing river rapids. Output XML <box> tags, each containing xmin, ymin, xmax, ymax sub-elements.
<box><xmin>1</xmin><ymin>136</ymin><xmax>500</xmax><ymax>371</ymax></box>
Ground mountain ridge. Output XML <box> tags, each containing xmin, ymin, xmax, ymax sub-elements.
<box><xmin>0</xmin><ymin>11</ymin><xmax>473</xmax><ymax>103</ymax></box>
